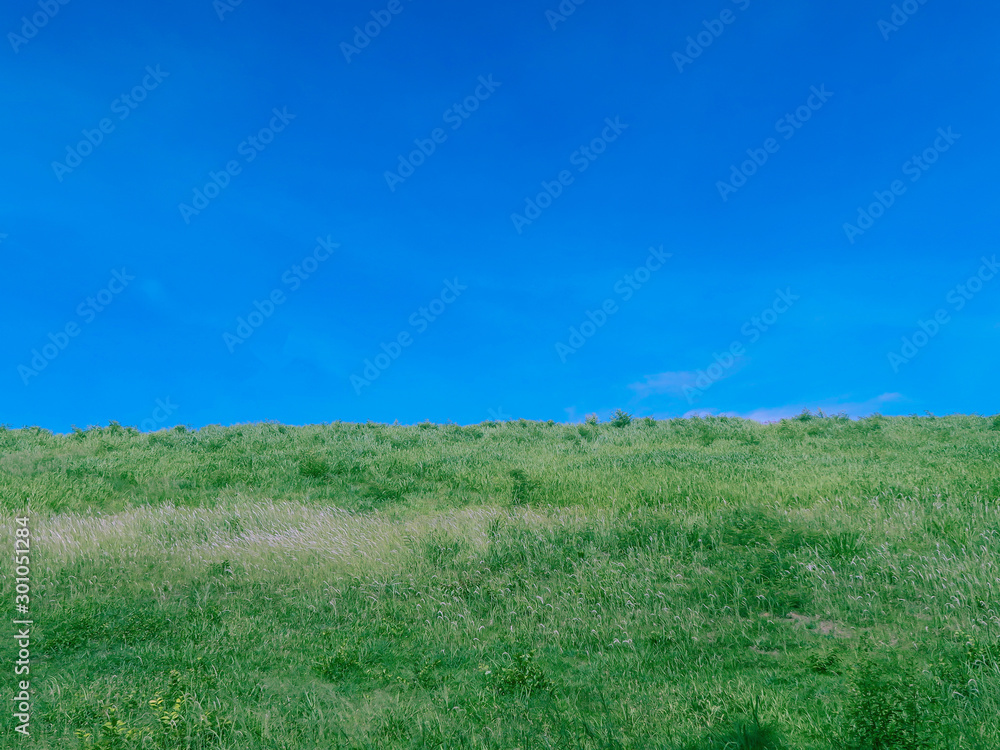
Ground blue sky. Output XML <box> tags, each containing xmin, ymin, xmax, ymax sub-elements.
<box><xmin>2</xmin><ymin>0</ymin><xmax>998</xmax><ymax>432</ymax></box>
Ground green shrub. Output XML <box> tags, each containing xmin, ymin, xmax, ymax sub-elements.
<box><xmin>683</xmin><ymin>697</ymin><xmax>786</xmax><ymax>750</ymax></box>
<box><xmin>806</xmin><ymin>644</ymin><xmax>847</xmax><ymax>675</ymax></box>
<box><xmin>509</xmin><ymin>468</ymin><xmax>541</xmax><ymax>505</ymax></box>
<box><xmin>313</xmin><ymin>642</ymin><xmax>363</xmax><ymax>682</ymax></box>
<box><xmin>693</xmin><ymin>420</ymin><xmax>717</xmax><ymax>446</ymax></box>
<box><xmin>838</xmin><ymin>640</ymin><xmax>944</xmax><ymax>749</ymax></box>
<box><xmin>823</xmin><ymin>529</ymin><xmax>867</xmax><ymax>560</ymax></box>
<box><xmin>298</xmin><ymin>454</ymin><xmax>329</xmax><ymax>478</ymax></box>
<box><xmin>482</xmin><ymin>649</ymin><xmax>551</xmax><ymax>697</ymax></box>
<box><xmin>73</xmin><ymin>668</ymin><xmax>231</xmax><ymax>750</ymax></box>
<box><xmin>610</xmin><ymin>409</ymin><xmax>633</xmax><ymax>428</ymax></box>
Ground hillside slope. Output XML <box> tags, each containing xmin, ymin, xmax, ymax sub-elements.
<box><xmin>1</xmin><ymin>414</ymin><xmax>998</xmax><ymax>748</ymax></box>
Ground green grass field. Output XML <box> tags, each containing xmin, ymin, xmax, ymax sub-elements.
<box><xmin>2</xmin><ymin>413</ymin><xmax>999</xmax><ymax>749</ymax></box>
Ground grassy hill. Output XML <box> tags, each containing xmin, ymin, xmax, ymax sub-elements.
<box><xmin>2</xmin><ymin>413</ymin><xmax>999</xmax><ymax>748</ymax></box>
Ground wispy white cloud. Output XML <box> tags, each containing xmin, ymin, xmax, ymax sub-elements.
<box><xmin>627</xmin><ymin>370</ymin><xmax>699</xmax><ymax>398</ymax></box>
<box><xmin>628</xmin><ymin>358</ymin><xmax>750</xmax><ymax>401</ymax></box>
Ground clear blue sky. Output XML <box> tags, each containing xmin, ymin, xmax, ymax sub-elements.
<box><xmin>3</xmin><ymin>0</ymin><xmax>998</xmax><ymax>432</ymax></box>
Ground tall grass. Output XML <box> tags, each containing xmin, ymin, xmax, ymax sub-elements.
<box><xmin>1</xmin><ymin>414</ymin><xmax>998</xmax><ymax>748</ymax></box>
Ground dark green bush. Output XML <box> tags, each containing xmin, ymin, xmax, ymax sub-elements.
<box><xmin>484</xmin><ymin>649</ymin><xmax>551</xmax><ymax>697</ymax></box>
<box><xmin>610</xmin><ymin>409</ymin><xmax>632</xmax><ymax>428</ymax></box>
<box><xmin>298</xmin><ymin>454</ymin><xmax>330</xmax><ymax>478</ymax></box>
<box><xmin>838</xmin><ymin>639</ymin><xmax>945</xmax><ymax>749</ymax></box>
<box><xmin>509</xmin><ymin>468</ymin><xmax>541</xmax><ymax>505</ymax></box>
